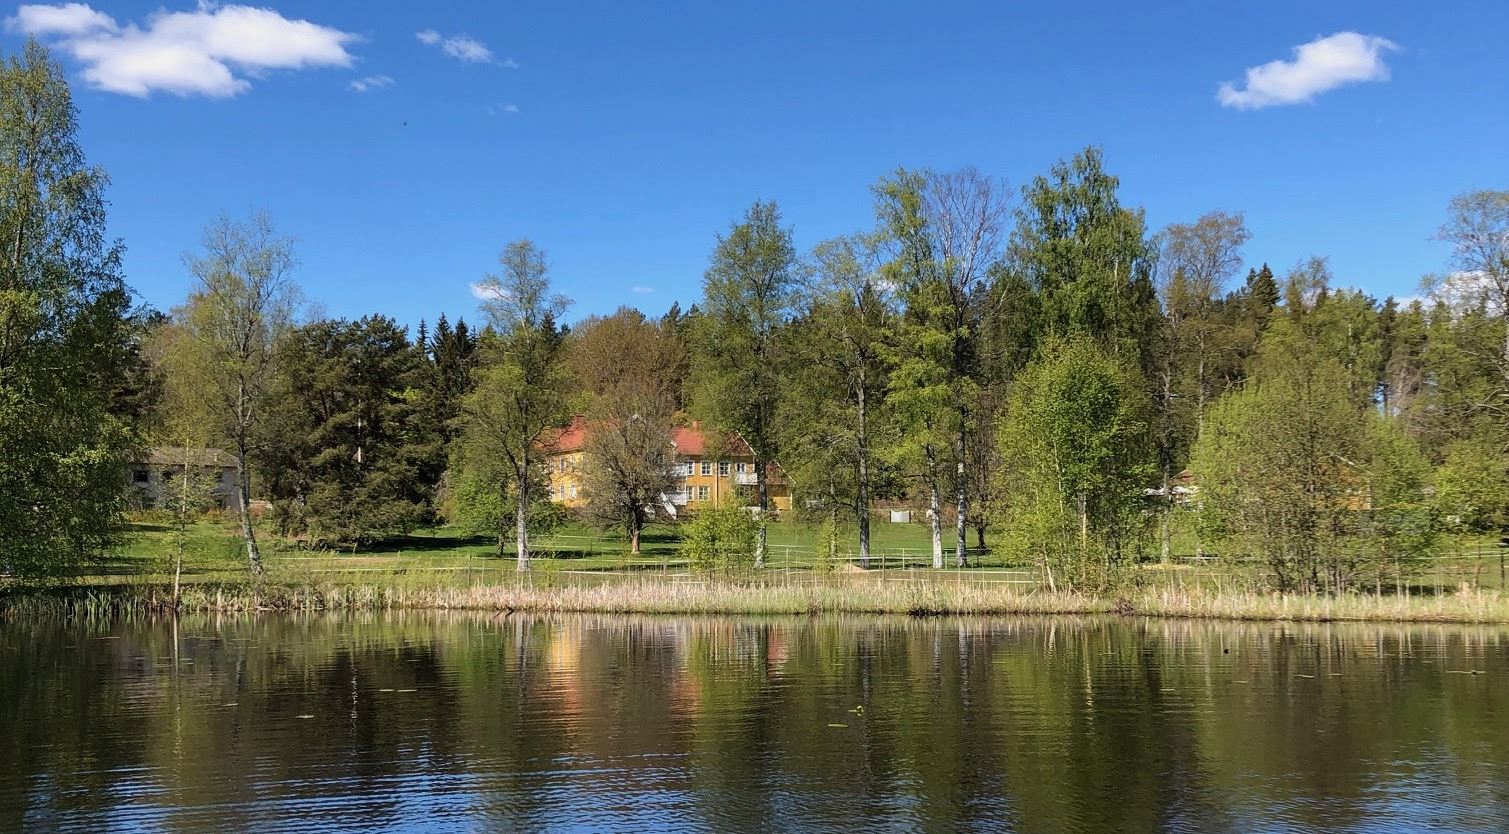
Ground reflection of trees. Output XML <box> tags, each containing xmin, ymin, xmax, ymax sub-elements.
<box><xmin>1</xmin><ymin>614</ymin><xmax>1506</xmax><ymax>831</ymax></box>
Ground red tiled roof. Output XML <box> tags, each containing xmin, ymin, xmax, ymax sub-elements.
<box><xmin>670</xmin><ymin>422</ymin><xmax>751</xmax><ymax>457</ymax></box>
<box><xmin>538</xmin><ymin>415</ymin><xmax>589</xmax><ymax>453</ymax></box>
<box><xmin>540</xmin><ymin>417</ymin><xmax>754</xmax><ymax>458</ymax></box>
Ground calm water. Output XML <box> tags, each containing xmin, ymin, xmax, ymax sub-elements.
<box><xmin>2</xmin><ymin>612</ymin><xmax>1507</xmax><ymax>833</ymax></box>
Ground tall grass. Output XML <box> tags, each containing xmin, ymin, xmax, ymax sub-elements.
<box><xmin>5</xmin><ymin>576</ymin><xmax>1507</xmax><ymax>623</ymax></box>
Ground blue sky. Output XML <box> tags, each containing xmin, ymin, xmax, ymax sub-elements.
<box><xmin>5</xmin><ymin>1</ymin><xmax>1507</xmax><ymax>328</ymax></box>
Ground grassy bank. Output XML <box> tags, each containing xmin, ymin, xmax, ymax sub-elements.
<box><xmin>6</xmin><ymin>575</ymin><xmax>1508</xmax><ymax>624</ymax></box>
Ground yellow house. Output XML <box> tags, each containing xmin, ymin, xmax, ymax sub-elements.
<box><xmin>540</xmin><ymin>416</ymin><xmax>791</xmax><ymax>516</ymax></box>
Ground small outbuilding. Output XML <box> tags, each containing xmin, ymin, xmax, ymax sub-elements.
<box><xmin>127</xmin><ymin>448</ymin><xmax>241</xmax><ymax>511</ymax></box>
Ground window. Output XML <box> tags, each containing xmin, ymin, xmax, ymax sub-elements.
<box><xmin>215</xmin><ymin>471</ymin><xmax>225</xmax><ymax>484</ymax></box>
<box><xmin>736</xmin><ymin>462</ymin><xmax>747</xmax><ymax>474</ymax></box>
<box><xmin>698</xmin><ymin>486</ymin><xmax>710</xmax><ymax>501</ymax></box>
<box><xmin>133</xmin><ymin>469</ymin><xmax>149</xmax><ymax>484</ymax></box>
<box><xmin>718</xmin><ymin>461</ymin><xmax>730</xmax><ymax>476</ymax></box>
<box><xmin>682</xmin><ymin>461</ymin><xmax>695</xmax><ymax>477</ymax></box>
<box><xmin>569</xmin><ymin>484</ymin><xmax>578</xmax><ymax>499</ymax></box>
<box><xmin>700</xmin><ymin>461</ymin><xmax>712</xmax><ymax>476</ymax></box>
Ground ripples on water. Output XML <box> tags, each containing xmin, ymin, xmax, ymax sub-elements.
<box><xmin>1</xmin><ymin>613</ymin><xmax>1506</xmax><ymax>833</ymax></box>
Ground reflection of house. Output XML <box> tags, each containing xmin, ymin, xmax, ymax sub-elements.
<box><xmin>127</xmin><ymin>448</ymin><xmax>241</xmax><ymax>510</ymax></box>
<box><xmin>540</xmin><ymin>416</ymin><xmax>791</xmax><ymax>516</ymax></box>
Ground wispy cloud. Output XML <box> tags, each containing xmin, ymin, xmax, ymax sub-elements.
<box><xmin>1218</xmin><ymin>32</ymin><xmax>1397</xmax><ymax>110</ymax></box>
<box><xmin>470</xmin><ymin>281</ymin><xmax>500</xmax><ymax>300</ymax></box>
<box><xmin>6</xmin><ymin>3</ymin><xmax>357</xmax><ymax>97</ymax></box>
<box><xmin>630</xmin><ymin>286</ymin><xmax>654</xmax><ymax>294</ymax></box>
<box><xmin>349</xmin><ymin>73</ymin><xmax>393</xmax><ymax>93</ymax></box>
<box><xmin>415</xmin><ymin>27</ymin><xmax>516</xmax><ymax>67</ymax></box>
<box><xmin>485</xmin><ymin>102</ymin><xmax>519</xmax><ymax>116</ymax></box>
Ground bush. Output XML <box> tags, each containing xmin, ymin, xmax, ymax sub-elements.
<box><xmin>683</xmin><ymin>502</ymin><xmax>759</xmax><ymax>575</ymax></box>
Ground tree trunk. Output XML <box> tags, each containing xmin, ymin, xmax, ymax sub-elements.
<box><xmin>856</xmin><ymin>379</ymin><xmax>871</xmax><ymax>569</ymax></box>
<box><xmin>1160</xmin><ymin>472</ymin><xmax>1172</xmax><ymax>565</ymax></box>
<box><xmin>954</xmin><ymin>427</ymin><xmax>968</xmax><ymax>569</ymax></box>
<box><xmin>975</xmin><ymin>525</ymin><xmax>987</xmax><ymax>550</ymax></box>
<box><xmin>630</xmin><ymin>520</ymin><xmax>641</xmax><ymax>555</ymax></box>
<box><xmin>1077</xmin><ymin>492</ymin><xmax>1088</xmax><ymax>556</ymax></box>
<box><xmin>515</xmin><ymin>462</ymin><xmax>531</xmax><ymax>571</ymax></box>
<box><xmin>753</xmin><ymin>451</ymin><xmax>769</xmax><ymax>569</ymax></box>
<box><xmin>234</xmin><ymin>439</ymin><xmax>262</xmax><ymax>575</ymax></box>
<box><xmin>928</xmin><ymin>450</ymin><xmax>943</xmax><ymax>570</ymax></box>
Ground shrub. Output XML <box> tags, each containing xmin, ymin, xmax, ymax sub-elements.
<box><xmin>683</xmin><ymin>502</ymin><xmax>759</xmax><ymax>574</ymax></box>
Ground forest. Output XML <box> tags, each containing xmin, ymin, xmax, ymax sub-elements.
<box><xmin>3</xmin><ymin>41</ymin><xmax>1507</xmax><ymax>597</ymax></box>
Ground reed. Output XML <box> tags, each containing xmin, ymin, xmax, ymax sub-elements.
<box><xmin>5</xmin><ymin>576</ymin><xmax>1507</xmax><ymax>623</ymax></box>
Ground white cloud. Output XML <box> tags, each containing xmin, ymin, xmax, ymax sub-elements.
<box><xmin>7</xmin><ymin>2</ymin><xmax>114</xmax><ymax>35</ymax></box>
<box><xmin>416</xmin><ymin>27</ymin><xmax>515</xmax><ymax>67</ymax></box>
<box><xmin>1217</xmin><ymin>31</ymin><xmax>1397</xmax><ymax>110</ymax></box>
<box><xmin>8</xmin><ymin>3</ymin><xmax>357</xmax><ymax>98</ymax></box>
<box><xmin>349</xmin><ymin>73</ymin><xmax>393</xmax><ymax>93</ymax></box>
<box><xmin>485</xmin><ymin>102</ymin><xmax>519</xmax><ymax>116</ymax></box>
<box><xmin>470</xmin><ymin>281</ymin><xmax>501</xmax><ymax>300</ymax></box>
<box><xmin>630</xmin><ymin>286</ymin><xmax>654</xmax><ymax>294</ymax></box>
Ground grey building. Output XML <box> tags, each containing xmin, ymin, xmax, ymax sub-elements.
<box><xmin>128</xmin><ymin>448</ymin><xmax>242</xmax><ymax>511</ymax></box>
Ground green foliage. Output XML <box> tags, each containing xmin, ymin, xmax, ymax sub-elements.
<box><xmin>690</xmin><ymin>201</ymin><xmax>795</xmax><ymax>475</ymax></box>
<box><xmin>1357</xmin><ymin>417</ymin><xmax>1439</xmax><ymax>589</ymax></box>
<box><xmin>453</xmin><ymin>240</ymin><xmax>573</xmax><ymax>568</ymax></box>
<box><xmin>446</xmin><ymin>467</ymin><xmax>565</xmax><ymax>544</ymax></box>
<box><xmin>690</xmin><ymin>200</ymin><xmax>798</xmax><ymax>565</ymax></box>
<box><xmin>996</xmin><ymin>337</ymin><xmax>1154</xmax><ymax>592</ymax></box>
<box><xmin>683</xmin><ymin>502</ymin><xmax>759</xmax><ymax>575</ymax></box>
<box><xmin>258</xmin><ymin>316</ymin><xmax>435</xmax><ymax>546</ymax></box>
<box><xmin>1007</xmin><ymin>146</ymin><xmax>1159</xmax><ymax>365</ymax></box>
<box><xmin>571</xmin><ymin>308</ymin><xmax>684</xmax><ymax>551</ymax></box>
<box><xmin>1193</xmin><ymin>306</ymin><xmax>1441</xmax><ymax>593</ymax></box>
<box><xmin>780</xmin><ymin>234</ymin><xmax>897</xmax><ymax>552</ymax></box>
<box><xmin>1433</xmin><ymin>438</ymin><xmax>1509</xmax><ymax>533</ymax></box>
<box><xmin>0</xmin><ymin>42</ymin><xmax>141</xmax><ymax>579</ymax></box>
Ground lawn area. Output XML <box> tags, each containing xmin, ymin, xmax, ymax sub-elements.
<box><xmin>101</xmin><ymin>513</ymin><xmax>1509</xmax><ymax>596</ymax></box>
<box><xmin>109</xmin><ymin>515</ymin><xmax>959</xmax><ymax>586</ymax></box>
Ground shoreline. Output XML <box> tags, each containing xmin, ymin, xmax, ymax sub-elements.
<box><xmin>3</xmin><ymin>578</ymin><xmax>1507</xmax><ymax>625</ymax></box>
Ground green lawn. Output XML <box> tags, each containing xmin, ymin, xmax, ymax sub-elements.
<box><xmin>111</xmin><ymin>516</ymin><xmax>956</xmax><ymax>584</ymax></box>
<box><xmin>105</xmin><ymin>514</ymin><xmax>1509</xmax><ymax>594</ymax></box>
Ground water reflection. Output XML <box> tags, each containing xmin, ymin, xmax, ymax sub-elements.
<box><xmin>1</xmin><ymin>613</ymin><xmax>1506</xmax><ymax>832</ymax></box>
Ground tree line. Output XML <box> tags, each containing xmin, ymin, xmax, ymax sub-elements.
<box><xmin>2</xmin><ymin>42</ymin><xmax>1506</xmax><ymax>594</ymax></box>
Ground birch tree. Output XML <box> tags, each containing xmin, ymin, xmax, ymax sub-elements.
<box><xmin>457</xmin><ymin>240</ymin><xmax>572</xmax><ymax>570</ymax></box>
<box><xmin>1429</xmin><ymin>189</ymin><xmax>1509</xmax><ymax>408</ymax></box>
<box><xmin>783</xmin><ymin>234</ymin><xmax>896</xmax><ymax>566</ymax></box>
<box><xmin>171</xmin><ymin>213</ymin><xmax>300</xmax><ymax>575</ymax></box>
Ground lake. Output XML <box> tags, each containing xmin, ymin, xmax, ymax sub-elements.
<box><xmin>1</xmin><ymin>612</ymin><xmax>1506</xmax><ymax>832</ymax></box>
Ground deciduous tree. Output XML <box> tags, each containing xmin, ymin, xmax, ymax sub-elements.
<box><xmin>455</xmin><ymin>240</ymin><xmax>572</xmax><ymax>570</ymax></box>
<box><xmin>168</xmin><ymin>212</ymin><xmax>301</xmax><ymax>575</ymax></box>
<box><xmin>690</xmin><ymin>201</ymin><xmax>797</xmax><ymax>568</ymax></box>
<box><xmin>571</xmin><ymin>308</ymin><xmax>683</xmax><ymax>553</ymax></box>
<box><xmin>0</xmin><ymin>41</ymin><xmax>141</xmax><ymax>578</ymax></box>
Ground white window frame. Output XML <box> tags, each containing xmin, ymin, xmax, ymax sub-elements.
<box><xmin>718</xmin><ymin>461</ymin><xmax>730</xmax><ymax>476</ymax></box>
